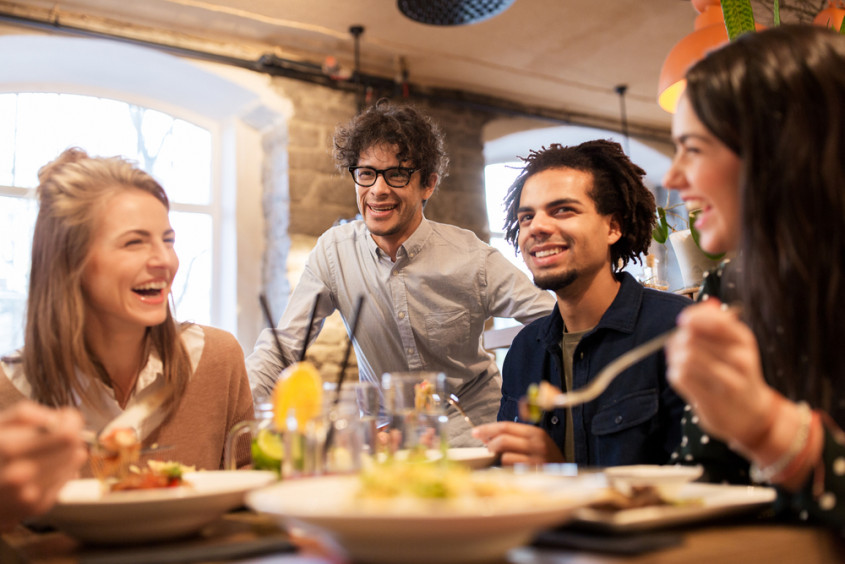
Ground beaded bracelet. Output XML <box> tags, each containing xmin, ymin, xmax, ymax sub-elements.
<box><xmin>750</xmin><ymin>401</ymin><xmax>812</xmax><ymax>484</ymax></box>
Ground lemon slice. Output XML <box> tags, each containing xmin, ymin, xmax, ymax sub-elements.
<box><xmin>273</xmin><ymin>361</ymin><xmax>323</xmax><ymax>431</ymax></box>
<box><xmin>251</xmin><ymin>428</ymin><xmax>283</xmax><ymax>472</ymax></box>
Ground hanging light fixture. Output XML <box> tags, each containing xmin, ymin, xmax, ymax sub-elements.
<box><xmin>397</xmin><ymin>0</ymin><xmax>516</xmax><ymax>26</ymax></box>
<box><xmin>657</xmin><ymin>0</ymin><xmax>729</xmax><ymax>113</ymax></box>
<box><xmin>814</xmin><ymin>1</ymin><xmax>845</xmax><ymax>29</ymax></box>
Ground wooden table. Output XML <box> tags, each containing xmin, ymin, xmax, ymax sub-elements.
<box><xmin>3</xmin><ymin>511</ymin><xmax>844</xmax><ymax>564</ymax></box>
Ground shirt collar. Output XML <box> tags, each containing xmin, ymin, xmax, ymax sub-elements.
<box><xmin>368</xmin><ymin>216</ymin><xmax>431</xmax><ymax>260</ymax></box>
<box><xmin>541</xmin><ymin>271</ymin><xmax>643</xmax><ymax>344</ymax></box>
<box><xmin>591</xmin><ymin>271</ymin><xmax>644</xmax><ymax>334</ymax></box>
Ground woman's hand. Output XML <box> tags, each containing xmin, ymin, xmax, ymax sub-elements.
<box><xmin>665</xmin><ymin>300</ymin><xmax>780</xmax><ymax>452</ymax></box>
<box><xmin>472</xmin><ymin>421</ymin><xmax>565</xmax><ymax>466</ymax></box>
<box><xmin>0</xmin><ymin>401</ymin><xmax>88</xmax><ymax>531</ymax></box>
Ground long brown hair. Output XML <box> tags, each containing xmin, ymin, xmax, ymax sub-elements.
<box><xmin>686</xmin><ymin>26</ymin><xmax>845</xmax><ymax>415</ymax></box>
<box><xmin>22</xmin><ymin>148</ymin><xmax>192</xmax><ymax>413</ymax></box>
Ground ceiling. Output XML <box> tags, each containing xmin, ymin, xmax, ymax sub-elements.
<box><xmin>0</xmin><ymin>1</ymin><xmax>805</xmax><ymax>142</ymax></box>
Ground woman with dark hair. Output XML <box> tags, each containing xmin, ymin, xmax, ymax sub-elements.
<box><xmin>0</xmin><ymin>148</ymin><xmax>253</xmax><ymax>484</ymax></box>
<box><xmin>663</xmin><ymin>25</ymin><xmax>845</xmax><ymax>526</ymax></box>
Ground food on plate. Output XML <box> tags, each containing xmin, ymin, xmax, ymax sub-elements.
<box><xmin>88</xmin><ymin>427</ymin><xmax>141</xmax><ymax>481</ymax></box>
<box><xmin>590</xmin><ymin>484</ymin><xmax>703</xmax><ymax>512</ymax></box>
<box><xmin>108</xmin><ymin>461</ymin><xmax>195</xmax><ymax>492</ymax></box>
<box><xmin>359</xmin><ymin>458</ymin><xmax>485</xmax><ymax>500</ymax></box>
<box><xmin>273</xmin><ymin>361</ymin><xmax>322</xmax><ymax>431</ymax></box>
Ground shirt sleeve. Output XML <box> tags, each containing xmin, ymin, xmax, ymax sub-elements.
<box><xmin>483</xmin><ymin>247</ymin><xmax>555</xmax><ymax>323</ymax></box>
<box><xmin>245</xmin><ymin>251</ymin><xmax>335</xmax><ymax>402</ymax></box>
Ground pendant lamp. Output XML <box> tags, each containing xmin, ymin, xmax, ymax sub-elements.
<box><xmin>814</xmin><ymin>1</ymin><xmax>845</xmax><ymax>30</ymax></box>
<box><xmin>657</xmin><ymin>0</ymin><xmax>728</xmax><ymax>113</ymax></box>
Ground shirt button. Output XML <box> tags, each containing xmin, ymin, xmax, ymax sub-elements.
<box><xmin>407</xmin><ymin>348</ymin><xmax>413</xmax><ymax>354</ymax></box>
<box><xmin>580</xmin><ymin>352</ymin><xmax>584</xmax><ymax>360</ymax></box>
<box><xmin>398</xmin><ymin>312</ymin><xmax>405</xmax><ymax>319</ymax></box>
<box><xmin>392</xmin><ymin>270</ymin><xmax>398</xmax><ymax>276</ymax></box>
<box><xmin>614</xmin><ymin>415</ymin><xmax>623</xmax><ymax>424</ymax></box>
<box><xmin>550</xmin><ymin>416</ymin><xmax>559</xmax><ymax>425</ymax></box>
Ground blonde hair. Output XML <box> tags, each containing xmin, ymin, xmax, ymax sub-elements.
<box><xmin>22</xmin><ymin>148</ymin><xmax>191</xmax><ymax>414</ymax></box>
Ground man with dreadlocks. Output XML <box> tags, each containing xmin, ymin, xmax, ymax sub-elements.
<box><xmin>472</xmin><ymin>140</ymin><xmax>689</xmax><ymax>466</ymax></box>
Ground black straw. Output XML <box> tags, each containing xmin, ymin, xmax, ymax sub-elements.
<box><xmin>324</xmin><ymin>294</ymin><xmax>365</xmax><ymax>456</ymax></box>
<box><xmin>300</xmin><ymin>295</ymin><xmax>321</xmax><ymax>362</ymax></box>
<box><xmin>259</xmin><ymin>294</ymin><xmax>285</xmax><ymax>362</ymax></box>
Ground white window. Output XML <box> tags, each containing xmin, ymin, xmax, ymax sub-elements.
<box><xmin>484</xmin><ymin>161</ymin><xmax>532</xmax><ymax>281</ymax></box>
<box><xmin>0</xmin><ymin>92</ymin><xmax>214</xmax><ymax>354</ymax></box>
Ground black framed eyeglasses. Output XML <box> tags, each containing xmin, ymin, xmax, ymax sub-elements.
<box><xmin>348</xmin><ymin>166</ymin><xmax>419</xmax><ymax>188</ymax></box>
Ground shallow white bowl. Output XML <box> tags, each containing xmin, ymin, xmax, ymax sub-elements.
<box><xmin>43</xmin><ymin>470</ymin><xmax>276</xmax><ymax>544</ymax></box>
<box><xmin>604</xmin><ymin>464</ymin><xmax>703</xmax><ymax>498</ymax></box>
<box><xmin>247</xmin><ymin>472</ymin><xmax>602</xmax><ymax>564</ymax></box>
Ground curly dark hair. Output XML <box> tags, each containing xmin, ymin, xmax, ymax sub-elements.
<box><xmin>502</xmin><ymin>139</ymin><xmax>656</xmax><ymax>270</ymax></box>
<box><xmin>333</xmin><ymin>98</ymin><xmax>448</xmax><ymax>190</ymax></box>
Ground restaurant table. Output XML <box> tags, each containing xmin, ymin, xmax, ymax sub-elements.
<box><xmin>3</xmin><ymin>510</ymin><xmax>845</xmax><ymax>564</ymax></box>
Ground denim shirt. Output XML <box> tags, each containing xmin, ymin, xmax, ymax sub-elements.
<box><xmin>498</xmin><ymin>272</ymin><xmax>690</xmax><ymax>467</ymax></box>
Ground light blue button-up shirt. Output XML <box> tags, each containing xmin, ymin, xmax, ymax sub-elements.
<box><xmin>246</xmin><ymin>218</ymin><xmax>554</xmax><ymax>446</ymax></box>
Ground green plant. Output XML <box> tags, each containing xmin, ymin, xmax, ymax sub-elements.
<box><xmin>652</xmin><ymin>203</ymin><xmax>725</xmax><ymax>260</ymax></box>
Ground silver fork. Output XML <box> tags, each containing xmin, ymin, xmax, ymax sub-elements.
<box><xmin>526</xmin><ymin>328</ymin><xmax>676</xmax><ymax>412</ymax></box>
<box><xmin>447</xmin><ymin>393</ymin><xmax>475</xmax><ymax>428</ymax></box>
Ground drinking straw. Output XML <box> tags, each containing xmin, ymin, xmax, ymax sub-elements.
<box><xmin>258</xmin><ymin>294</ymin><xmax>286</xmax><ymax>363</ymax></box>
<box><xmin>258</xmin><ymin>293</ymin><xmax>321</xmax><ymax>365</ymax></box>
<box><xmin>324</xmin><ymin>294</ymin><xmax>365</xmax><ymax>455</ymax></box>
<box><xmin>300</xmin><ymin>295</ymin><xmax>321</xmax><ymax>362</ymax></box>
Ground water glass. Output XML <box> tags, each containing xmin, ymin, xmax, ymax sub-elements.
<box><xmin>354</xmin><ymin>381</ymin><xmax>381</xmax><ymax>458</ymax></box>
<box><xmin>381</xmin><ymin>371</ymin><xmax>449</xmax><ymax>455</ymax></box>
<box><xmin>224</xmin><ymin>401</ymin><xmax>282</xmax><ymax>474</ymax></box>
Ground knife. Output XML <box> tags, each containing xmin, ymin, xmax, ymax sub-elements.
<box><xmin>101</xmin><ymin>386</ymin><xmax>170</xmax><ymax>437</ymax></box>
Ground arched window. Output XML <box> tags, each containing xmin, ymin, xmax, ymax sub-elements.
<box><xmin>0</xmin><ymin>92</ymin><xmax>214</xmax><ymax>353</ymax></box>
<box><xmin>0</xmin><ymin>34</ymin><xmax>280</xmax><ymax>354</ymax></box>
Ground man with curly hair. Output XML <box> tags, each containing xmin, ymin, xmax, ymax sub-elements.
<box><xmin>247</xmin><ymin>100</ymin><xmax>554</xmax><ymax>447</ymax></box>
<box><xmin>472</xmin><ymin>140</ymin><xmax>689</xmax><ymax>465</ymax></box>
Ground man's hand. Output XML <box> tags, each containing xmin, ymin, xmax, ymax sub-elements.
<box><xmin>472</xmin><ymin>421</ymin><xmax>565</xmax><ymax>466</ymax></box>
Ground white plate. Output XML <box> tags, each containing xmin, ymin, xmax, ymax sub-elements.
<box><xmin>44</xmin><ymin>470</ymin><xmax>277</xmax><ymax>544</ymax></box>
<box><xmin>380</xmin><ymin>447</ymin><xmax>496</xmax><ymax>469</ymax></box>
<box><xmin>573</xmin><ymin>482</ymin><xmax>777</xmax><ymax>532</ymax></box>
<box><xmin>444</xmin><ymin>447</ymin><xmax>497</xmax><ymax>469</ymax></box>
<box><xmin>247</xmin><ymin>472</ymin><xmax>602</xmax><ymax>564</ymax></box>
<box><xmin>604</xmin><ymin>464</ymin><xmax>703</xmax><ymax>498</ymax></box>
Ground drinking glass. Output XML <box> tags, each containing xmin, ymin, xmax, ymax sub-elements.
<box><xmin>224</xmin><ymin>401</ymin><xmax>282</xmax><ymax>474</ymax></box>
<box><xmin>354</xmin><ymin>381</ymin><xmax>381</xmax><ymax>459</ymax></box>
<box><xmin>381</xmin><ymin>371</ymin><xmax>449</xmax><ymax>455</ymax></box>
<box><xmin>304</xmin><ymin>382</ymin><xmax>367</xmax><ymax>475</ymax></box>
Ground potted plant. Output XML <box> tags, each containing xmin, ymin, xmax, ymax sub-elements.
<box><xmin>651</xmin><ymin>203</ymin><xmax>724</xmax><ymax>290</ymax></box>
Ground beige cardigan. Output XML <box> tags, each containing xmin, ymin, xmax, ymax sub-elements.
<box><xmin>0</xmin><ymin>325</ymin><xmax>254</xmax><ymax>475</ymax></box>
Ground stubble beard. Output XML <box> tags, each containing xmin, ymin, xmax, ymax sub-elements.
<box><xmin>532</xmin><ymin>269</ymin><xmax>577</xmax><ymax>292</ymax></box>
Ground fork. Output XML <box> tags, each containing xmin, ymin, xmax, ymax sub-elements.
<box><xmin>525</xmin><ymin>328</ymin><xmax>676</xmax><ymax>413</ymax></box>
<box><xmin>447</xmin><ymin>393</ymin><xmax>476</xmax><ymax>428</ymax></box>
